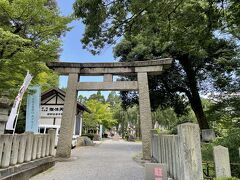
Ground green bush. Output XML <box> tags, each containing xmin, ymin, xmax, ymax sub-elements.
<box><xmin>214</xmin><ymin>178</ymin><xmax>240</xmax><ymax>180</ymax></box>
<box><xmin>81</xmin><ymin>133</ymin><xmax>95</xmax><ymax>140</ymax></box>
<box><xmin>201</xmin><ymin>129</ymin><xmax>240</xmax><ymax>178</ymax></box>
<box><xmin>202</xmin><ymin>143</ymin><xmax>214</xmax><ymax>161</ymax></box>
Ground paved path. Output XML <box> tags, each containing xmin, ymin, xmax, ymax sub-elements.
<box><xmin>31</xmin><ymin>139</ymin><xmax>144</xmax><ymax>180</ymax></box>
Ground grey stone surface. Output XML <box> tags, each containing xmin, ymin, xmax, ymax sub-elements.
<box><xmin>104</xmin><ymin>74</ymin><xmax>113</xmax><ymax>82</ymax></box>
<box><xmin>48</xmin><ymin>129</ymin><xmax>56</xmax><ymax>156</ymax></box>
<box><xmin>47</xmin><ymin>58</ymin><xmax>172</xmax><ymax>75</ymax></box>
<box><xmin>178</xmin><ymin>123</ymin><xmax>203</xmax><ymax>180</ymax></box>
<box><xmin>25</xmin><ymin>132</ymin><xmax>34</xmax><ymax>162</ymax></box>
<box><xmin>37</xmin><ymin>135</ymin><xmax>43</xmax><ymax>159</ymax></box>
<box><xmin>0</xmin><ymin>96</ymin><xmax>11</xmax><ymax>134</ymax></box>
<box><xmin>32</xmin><ymin>135</ymin><xmax>39</xmax><ymax>160</ymax></box>
<box><xmin>77</xmin><ymin>81</ymin><xmax>138</xmax><ymax>91</ymax></box>
<box><xmin>41</xmin><ymin>135</ymin><xmax>47</xmax><ymax>158</ymax></box>
<box><xmin>1</xmin><ymin>135</ymin><xmax>13</xmax><ymax>168</ymax></box>
<box><xmin>0</xmin><ymin>157</ymin><xmax>55</xmax><ymax>180</ymax></box>
<box><xmin>45</xmin><ymin>135</ymin><xmax>50</xmax><ymax>156</ymax></box>
<box><xmin>56</xmin><ymin>73</ymin><xmax>78</xmax><ymax>158</ymax></box>
<box><xmin>213</xmin><ymin>145</ymin><xmax>231</xmax><ymax>178</ymax></box>
<box><xmin>202</xmin><ymin>129</ymin><xmax>216</xmax><ymax>142</ymax></box>
<box><xmin>138</xmin><ymin>72</ymin><xmax>152</xmax><ymax>160</ymax></box>
<box><xmin>150</xmin><ymin>130</ymin><xmax>158</xmax><ymax>158</ymax></box>
<box><xmin>31</xmin><ymin>140</ymin><xmax>144</xmax><ymax>180</ymax></box>
<box><xmin>18</xmin><ymin>134</ymin><xmax>27</xmax><ymax>164</ymax></box>
<box><xmin>10</xmin><ymin>135</ymin><xmax>21</xmax><ymax>165</ymax></box>
<box><xmin>76</xmin><ymin>136</ymin><xmax>94</xmax><ymax>146</ymax></box>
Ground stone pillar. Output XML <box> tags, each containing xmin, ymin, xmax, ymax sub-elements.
<box><xmin>0</xmin><ymin>96</ymin><xmax>11</xmax><ymax>134</ymax></box>
<box><xmin>202</xmin><ymin>129</ymin><xmax>216</xmax><ymax>142</ymax></box>
<box><xmin>1</xmin><ymin>135</ymin><xmax>13</xmax><ymax>168</ymax></box>
<box><xmin>36</xmin><ymin>135</ymin><xmax>43</xmax><ymax>159</ymax></box>
<box><xmin>104</xmin><ymin>74</ymin><xmax>113</xmax><ymax>82</ymax></box>
<box><xmin>79</xmin><ymin>114</ymin><xmax>83</xmax><ymax>136</ymax></box>
<box><xmin>213</xmin><ymin>145</ymin><xmax>231</xmax><ymax>178</ymax></box>
<box><xmin>10</xmin><ymin>135</ymin><xmax>21</xmax><ymax>165</ymax></box>
<box><xmin>150</xmin><ymin>129</ymin><xmax>158</xmax><ymax>158</ymax></box>
<box><xmin>41</xmin><ymin>134</ymin><xmax>47</xmax><ymax>157</ymax></box>
<box><xmin>56</xmin><ymin>73</ymin><xmax>78</xmax><ymax>158</ymax></box>
<box><xmin>177</xmin><ymin>123</ymin><xmax>203</xmax><ymax>180</ymax></box>
<box><xmin>138</xmin><ymin>72</ymin><xmax>152</xmax><ymax>160</ymax></box>
<box><xmin>49</xmin><ymin>129</ymin><xmax>56</xmax><ymax>156</ymax></box>
<box><xmin>45</xmin><ymin>135</ymin><xmax>50</xmax><ymax>156</ymax></box>
<box><xmin>24</xmin><ymin>132</ymin><xmax>34</xmax><ymax>162</ymax></box>
<box><xmin>32</xmin><ymin>135</ymin><xmax>38</xmax><ymax>160</ymax></box>
<box><xmin>18</xmin><ymin>134</ymin><xmax>27</xmax><ymax>163</ymax></box>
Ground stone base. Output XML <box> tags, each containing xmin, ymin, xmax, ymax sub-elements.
<box><xmin>0</xmin><ymin>157</ymin><xmax>55</xmax><ymax>180</ymax></box>
<box><xmin>202</xmin><ymin>129</ymin><xmax>216</xmax><ymax>142</ymax></box>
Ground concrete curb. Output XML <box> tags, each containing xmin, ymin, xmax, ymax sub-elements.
<box><xmin>0</xmin><ymin>157</ymin><xmax>55</xmax><ymax>180</ymax></box>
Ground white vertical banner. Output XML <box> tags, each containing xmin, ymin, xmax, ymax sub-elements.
<box><xmin>6</xmin><ymin>71</ymin><xmax>33</xmax><ymax>130</ymax></box>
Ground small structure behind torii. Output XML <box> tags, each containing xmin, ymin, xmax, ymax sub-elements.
<box><xmin>47</xmin><ymin>58</ymin><xmax>172</xmax><ymax>160</ymax></box>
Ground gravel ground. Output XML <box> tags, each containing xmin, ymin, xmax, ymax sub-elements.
<box><xmin>31</xmin><ymin>139</ymin><xmax>144</xmax><ymax>180</ymax></box>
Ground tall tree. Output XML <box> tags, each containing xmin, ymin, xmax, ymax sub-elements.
<box><xmin>106</xmin><ymin>91</ymin><xmax>121</xmax><ymax>108</ymax></box>
<box><xmin>88</xmin><ymin>91</ymin><xmax>105</xmax><ymax>102</ymax></box>
<box><xmin>0</xmin><ymin>0</ymin><xmax>71</xmax><ymax>97</ymax></box>
<box><xmin>73</xmin><ymin>0</ymin><xmax>239</xmax><ymax>129</ymax></box>
<box><xmin>83</xmin><ymin>99</ymin><xmax>117</xmax><ymax>129</ymax></box>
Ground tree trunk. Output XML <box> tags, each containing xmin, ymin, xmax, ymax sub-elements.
<box><xmin>179</xmin><ymin>56</ymin><xmax>210</xmax><ymax>129</ymax></box>
<box><xmin>189</xmin><ymin>89</ymin><xmax>210</xmax><ymax>129</ymax></box>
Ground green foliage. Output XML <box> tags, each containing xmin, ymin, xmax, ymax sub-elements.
<box><xmin>78</xmin><ymin>94</ymin><xmax>87</xmax><ymax>103</ymax></box>
<box><xmin>214</xmin><ymin>129</ymin><xmax>240</xmax><ymax>177</ymax></box>
<box><xmin>201</xmin><ymin>143</ymin><xmax>214</xmax><ymax>162</ymax></box>
<box><xmin>73</xmin><ymin>0</ymin><xmax>240</xmax><ymax>130</ymax></box>
<box><xmin>214</xmin><ymin>178</ymin><xmax>240</xmax><ymax>180</ymax></box>
<box><xmin>88</xmin><ymin>91</ymin><xmax>105</xmax><ymax>103</ymax></box>
<box><xmin>206</xmin><ymin>96</ymin><xmax>240</xmax><ymax>134</ymax></box>
<box><xmin>107</xmin><ymin>91</ymin><xmax>121</xmax><ymax>108</ymax></box>
<box><xmin>0</xmin><ymin>0</ymin><xmax>71</xmax><ymax>98</ymax></box>
<box><xmin>201</xmin><ymin>129</ymin><xmax>240</xmax><ymax>178</ymax></box>
<box><xmin>83</xmin><ymin>99</ymin><xmax>117</xmax><ymax>130</ymax></box>
<box><xmin>152</xmin><ymin>107</ymin><xmax>197</xmax><ymax>130</ymax></box>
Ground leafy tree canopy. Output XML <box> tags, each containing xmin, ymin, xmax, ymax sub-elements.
<box><xmin>88</xmin><ymin>91</ymin><xmax>105</xmax><ymax>103</ymax></box>
<box><xmin>83</xmin><ymin>99</ymin><xmax>117</xmax><ymax>129</ymax></box>
<box><xmin>73</xmin><ymin>0</ymin><xmax>240</xmax><ymax>129</ymax></box>
<box><xmin>0</xmin><ymin>0</ymin><xmax>71</xmax><ymax>98</ymax></box>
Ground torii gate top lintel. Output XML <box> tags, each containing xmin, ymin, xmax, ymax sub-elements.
<box><xmin>47</xmin><ymin>58</ymin><xmax>172</xmax><ymax>75</ymax></box>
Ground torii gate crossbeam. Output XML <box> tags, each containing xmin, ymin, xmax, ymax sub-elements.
<box><xmin>47</xmin><ymin>58</ymin><xmax>172</xmax><ymax>160</ymax></box>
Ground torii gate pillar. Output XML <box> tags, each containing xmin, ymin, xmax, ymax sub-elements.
<box><xmin>138</xmin><ymin>72</ymin><xmax>152</xmax><ymax>160</ymax></box>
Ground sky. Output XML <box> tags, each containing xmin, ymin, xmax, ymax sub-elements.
<box><xmin>56</xmin><ymin>0</ymin><xmax>116</xmax><ymax>98</ymax></box>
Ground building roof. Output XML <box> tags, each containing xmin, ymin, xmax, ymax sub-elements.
<box><xmin>41</xmin><ymin>88</ymin><xmax>91</xmax><ymax>113</ymax></box>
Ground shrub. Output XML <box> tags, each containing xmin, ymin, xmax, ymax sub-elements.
<box><xmin>81</xmin><ymin>133</ymin><xmax>95</xmax><ymax>140</ymax></box>
<box><xmin>214</xmin><ymin>178</ymin><xmax>240</xmax><ymax>180</ymax></box>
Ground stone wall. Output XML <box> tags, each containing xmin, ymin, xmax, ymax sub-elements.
<box><xmin>151</xmin><ymin>123</ymin><xmax>203</xmax><ymax>180</ymax></box>
<box><xmin>0</xmin><ymin>129</ymin><xmax>56</xmax><ymax>169</ymax></box>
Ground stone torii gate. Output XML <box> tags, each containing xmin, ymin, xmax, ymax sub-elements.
<box><xmin>47</xmin><ymin>58</ymin><xmax>172</xmax><ymax>160</ymax></box>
